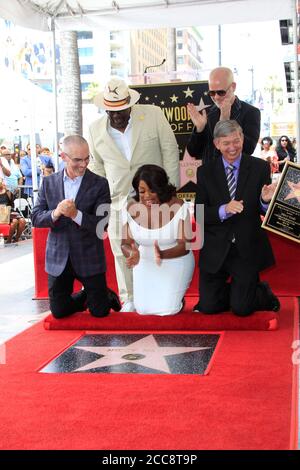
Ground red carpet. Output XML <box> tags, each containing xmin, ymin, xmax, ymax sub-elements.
<box><xmin>0</xmin><ymin>297</ymin><xmax>298</xmax><ymax>450</ymax></box>
<box><xmin>33</xmin><ymin>228</ymin><xmax>300</xmax><ymax>299</ymax></box>
<box><xmin>44</xmin><ymin>296</ymin><xmax>279</xmax><ymax>331</ymax></box>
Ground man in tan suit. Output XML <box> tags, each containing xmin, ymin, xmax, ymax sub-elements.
<box><xmin>88</xmin><ymin>77</ymin><xmax>179</xmax><ymax>311</ymax></box>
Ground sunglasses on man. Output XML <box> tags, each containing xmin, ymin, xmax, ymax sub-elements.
<box><xmin>206</xmin><ymin>84</ymin><xmax>232</xmax><ymax>97</ymax></box>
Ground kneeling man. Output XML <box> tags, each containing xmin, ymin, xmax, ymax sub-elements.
<box><xmin>194</xmin><ymin>120</ymin><xmax>280</xmax><ymax>316</ymax></box>
<box><xmin>32</xmin><ymin>135</ymin><xmax>120</xmax><ymax>318</ymax></box>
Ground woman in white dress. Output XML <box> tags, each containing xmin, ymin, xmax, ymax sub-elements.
<box><xmin>121</xmin><ymin>164</ymin><xmax>195</xmax><ymax>315</ymax></box>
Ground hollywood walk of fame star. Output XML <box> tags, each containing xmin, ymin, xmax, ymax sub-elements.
<box><xmin>195</xmin><ymin>97</ymin><xmax>211</xmax><ymax>113</ymax></box>
<box><xmin>284</xmin><ymin>180</ymin><xmax>300</xmax><ymax>203</ymax></box>
<box><xmin>73</xmin><ymin>334</ymin><xmax>211</xmax><ymax>373</ymax></box>
<box><xmin>170</xmin><ymin>94</ymin><xmax>178</xmax><ymax>103</ymax></box>
<box><xmin>183</xmin><ymin>87</ymin><xmax>194</xmax><ymax>99</ymax></box>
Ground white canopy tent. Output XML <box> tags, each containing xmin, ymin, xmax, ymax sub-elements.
<box><xmin>0</xmin><ymin>0</ymin><xmax>295</xmax><ymax>31</ymax></box>
<box><xmin>0</xmin><ymin>0</ymin><xmax>298</xmax><ymax>200</ymax></box>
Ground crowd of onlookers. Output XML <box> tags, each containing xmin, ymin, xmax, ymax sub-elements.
<box><xmin>255</xmin><ymin>135</ymin><xmax>296</xmax><ymax>176</ymax></box>
<box><xmin>0</xmin><ymin>143</ymin><xmax>56</xmax><ymax>244</ymax></box>
<box><xmin>0</xmin><ymin>143</ymin><xmax>56</xmax><ymax>194</ymax></box>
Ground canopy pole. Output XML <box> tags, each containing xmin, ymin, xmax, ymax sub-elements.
<box><xmin>29</xmin><ymin>87</ymin><xmax>38</xmax><ymax>205</ymax></box>
<box><xmin>293</xmin><ymin>0</ymin><xmax>300</xmax><ymax>163</ymax></box>
<box><xmin>50</xmin><ymin>17</ymin><xmax>59</xmax><ymax>171</ymax></box>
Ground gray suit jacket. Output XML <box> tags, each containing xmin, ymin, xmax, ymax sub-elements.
<box><xmin>31</xmin><ymin>169</ymin><xmax>111</xmax><ymax>277</ymax></box>
<box><xmin>88</xmin><ymin>104</ymin><xmax>179</xmax><ymax>211</ymax></box>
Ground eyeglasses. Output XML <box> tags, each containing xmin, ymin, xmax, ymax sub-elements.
<box><xmin>206</xmin><ymin>84</ymin><xmax>232</xmax><ymax>97</ymax></box>
<box><xmin>65</xmin><ymin>153</ymin><xmax>90</xmax><ymax>164</ymax></box>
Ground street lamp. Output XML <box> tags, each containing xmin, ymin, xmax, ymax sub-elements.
<box><xmin>144</xmin><ymin>58</ymin><xmax>166</xmax><ymax>84</ymax></box>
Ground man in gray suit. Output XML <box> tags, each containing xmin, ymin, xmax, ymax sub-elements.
<box><xmin>88</xmin><ymin>77</ymin><xmax>179</xmax><ymax>312</ymax></box>
<box><xmin>32</xmin><ymin>135</ymin><xmax>121</xmax><ymax>319</ymax></box>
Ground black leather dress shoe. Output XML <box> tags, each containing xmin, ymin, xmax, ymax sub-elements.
<box><xmin>260</xmin><ymin>281</ymin><xmax>280</xmax><ymax>312</ymax></box>
<box><xmin>107</xmin><ymin>288</ymin><xmax>122</xmax><ymax>312</ymax></box>
<box><xmin>72</xmin><ymin>289</ymin><xmax>87</xmax><ymax>311</ymax></box>
<box><xmin>90</xmin><ymin>310</ymin><xmax>110</xmax><ymax>318</ymax></box>
<box><xmin>271</xmin><ymin>296</ymin><xmax>281</xmax><ymax>312</ymax></box>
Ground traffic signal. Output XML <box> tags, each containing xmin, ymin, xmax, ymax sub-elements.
<box><xmin>14</xmin><ymin>143</ymin><xmax>20</xmax><ymax>156</ymax></box>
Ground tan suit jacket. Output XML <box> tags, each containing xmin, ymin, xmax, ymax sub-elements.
<box><xmin>88</xmin><ymin>104</ymin><xmax>179</xmax><ymax>211</ymax></box>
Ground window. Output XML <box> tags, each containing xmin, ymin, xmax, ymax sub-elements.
<box><xmin>279</xmin><ymin>20</ymin><xmax>293</xmax><ymax>45</ymax></box>
<box><xmin>78</xmin><ymin>47</ymin><xmax>93</xmax><ymax>57</ymax></box>
<box><xmin>177</xmin><ymin>43</ymin><xmax>183</xmax><ymax>50</ymax></box>
<box><xmin>77</xmin><ymin>31</ymin><xmax>93</xmax><ymax>40</ymax></box>
<box><xmin>110</xmin><ymin>32</ymin><xmax>118</xmax><ymax>40</ymax></box>
<box><xmin>80</xmin><ymin>64</ymin><xmax>94</xmax><ymax>74</ymax></box>
<box><xmin>177</xmin><ymin>56</ymin><xmax>184</xmax><ymax>65</ymax></box>
<box><xmin>81</xmin><ymin>82</ymin><xmax>91</xmax><ymax>92</ymax></box>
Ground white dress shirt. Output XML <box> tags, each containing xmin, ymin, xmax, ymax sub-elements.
<box><xmin>107</xmin><ymin>117</ymin><xmax>132</xmax><ymax>161</ymax></box>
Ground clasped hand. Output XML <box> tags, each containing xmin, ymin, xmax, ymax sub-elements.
<box><xmin>225</xmin><ymin>199</ymin><xmax>244</xmax><ymax>215</ymax></box>
<box><xmin>54</xmin><ymin>199</ymin><xmax>78</xmax><ymax>219</ymax></box>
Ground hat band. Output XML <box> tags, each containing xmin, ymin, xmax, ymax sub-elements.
<box><xmin>103</xmin><ymin>95</ymin><xmax>131</xmax><ymax>108</ymax></box>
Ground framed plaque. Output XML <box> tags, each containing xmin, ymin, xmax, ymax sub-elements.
<box><xmin>262</xmin><ymin>161</ymin><xmax>300</xmax><ymax>243</ymax></box>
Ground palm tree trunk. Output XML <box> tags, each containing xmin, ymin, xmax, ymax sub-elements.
<box><xmin>60</xmin><ymin>31</ymin><xmax>82</xmax><ymax>135</ymax></box>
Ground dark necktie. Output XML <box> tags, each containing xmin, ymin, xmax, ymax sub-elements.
<box><xmin>226</xmin><ymin>164</ymin><xmax>236</xmax><ymax>200</ymax></box>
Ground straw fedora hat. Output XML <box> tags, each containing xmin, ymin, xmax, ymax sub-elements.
<box><xmin>94</xmin><ymin>77</ymin><xmax>140</xmax><ymax>111</ymax></box>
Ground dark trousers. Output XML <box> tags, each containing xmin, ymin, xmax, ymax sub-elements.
<box><xmin>199</xmin><ymin>244</ymin><xmax>275</xmax><ymax>316</ymax></box>
<box><xmin>48</xmin><ymin>259</ymin><xmax>110</xmax><ymax>318</ymax></box>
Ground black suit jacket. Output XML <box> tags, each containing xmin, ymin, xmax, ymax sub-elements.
<box><xmin>187</xmin><ymin>97</ymin><xmax>260</xmax><ymax>163</ymax></box>
<box><xmin>195</xmin><ymin>154</ymin><xmax>275</xmax><ymax>274</ymax></box>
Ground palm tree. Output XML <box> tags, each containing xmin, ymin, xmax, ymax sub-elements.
<box><xmin>264</xmin><ymin>75</ymin><xmax>283</xmax><ymax>115</ymax></box>
<box><xmin>59</xmin><ymin>31</ymin><xmax>82</xmax><ymax>135</ymax></box>
<box><xmin>87</xmin><ymin>81</ymin><xmax>101</xmax><ymax>102</ymax></box>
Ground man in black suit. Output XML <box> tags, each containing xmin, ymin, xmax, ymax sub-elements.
<box><xmin>187</xmin><ymin>67</ymin><xmax>260</xmax><ymax>163</ymax></box>
<box><xmin>32</xmin><ymin>135</ymin><xmax>121</xmax><ymax>319</ymax></box>
<box><xmin>194</xmin><ymin>120</ymin><xmax>280</xmax><ymax>316</ymax></box>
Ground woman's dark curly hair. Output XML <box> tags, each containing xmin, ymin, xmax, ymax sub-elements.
<box><xmin>132</xmin><ymin>164</ymin><xmax>176</xmax><ymax>203</ymax></box>
<box><xmin>261</xmin><ymin>136</ymin><xmax>273</xmax><ymax>149</ymax></box>
<box><xmin>275</xmin><ymin>135</ymin><xmax>296</xmax><ymax>163</ymax></box>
